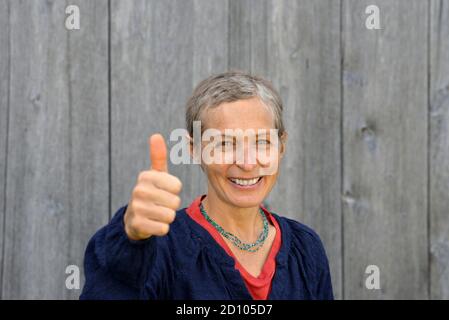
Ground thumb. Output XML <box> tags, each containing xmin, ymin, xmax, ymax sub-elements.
<box><xmin>149</xmin><ymin>133</ymin><xmax>168</xmax><ymax>172</ymax></box>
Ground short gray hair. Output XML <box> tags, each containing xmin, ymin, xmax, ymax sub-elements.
<box><xmin>185</xmin><ymin>70</ymin><xmax>285</xmax><ymax>138</ymax></box>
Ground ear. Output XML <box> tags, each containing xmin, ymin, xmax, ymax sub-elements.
<box><xmin>187</xmin><ymin>133</ymin><xmax>202</xmax><ymax>166</ymax></box>
<box><xmin>279</xmin><ymin>132</ymin><xmax>287</xmax><ymax>158</ymax></box>
<box><xmin>187</xmin><ymin>133</ymin><xmax>194</xmax><ymax>157</ymax></box>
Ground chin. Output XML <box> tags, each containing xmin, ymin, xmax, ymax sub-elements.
<box><xmin>225</xmin><ymin>191</ymin><xmax>267</xmax><ymax>208</ymax></box>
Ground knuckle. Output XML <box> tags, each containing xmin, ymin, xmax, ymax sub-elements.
<box><xmin>165</xmin><ymin>209</ymin><xmax>176</xmax><ymax>223</ymax></box>
<box><xmin>173</xmin><ymin>178</ymin><xmax>183</xmax><ymax>193</ymax></box>
<box><xmin>161</xmin><ymin>223</ymin><xmax>170</xmax><ymax>235</ymax></box>
<box><xmin>130</xmin><ymin>201</ymin><xmax>140</xmax><ymax>214</ymax></box>
<box><xmin>154</xmin><ymin>223</ymin><xmax>169</xmax><ymax>236</ymax></box>
<box><xmin>172</xmin><ymin>195</ymin><xmax>181</xmax><ymax>209</ymax></box>
<box><xmin>138</xmin><ymin>171</ymin><xmax>156</xmax><ymax>184</ymax></box>
<box><xmin>132</xmin><ymin>186</ymin><xmax>145</xmax><ymax>199</ymax></box>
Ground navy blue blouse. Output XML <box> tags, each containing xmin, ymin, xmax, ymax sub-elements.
<box><xmin>80</xmin><ymin>203</ymin><xmax>334</xmax><ymax>300</ymax></box>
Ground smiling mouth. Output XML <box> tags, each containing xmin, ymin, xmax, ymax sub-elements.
<box><xmin>228</xmin><ymin>177</ymin><xmax>263</xmax><ymax>186</ymax></box>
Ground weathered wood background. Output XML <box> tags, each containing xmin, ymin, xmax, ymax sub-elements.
<box><xmin>0</xmin><ymin>0</ymin><xmax>448</xmax><ymax>299</ymax></box>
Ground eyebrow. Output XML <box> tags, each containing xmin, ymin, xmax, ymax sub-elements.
<box><xmin>219</xmin><ymin>134</ymin><xmax>271</xmax><ymax>139</ymax></box>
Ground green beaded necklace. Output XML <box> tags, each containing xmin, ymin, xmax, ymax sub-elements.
<box><xmin>199</xmin><ymin>202</ymin><xmax>269</xmax><ymax>252</ymax></box>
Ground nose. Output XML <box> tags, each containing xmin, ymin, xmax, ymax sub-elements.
<box><xmin>235</xmin><ymin>144</ymin><xmax>257</xmax><ymax>171</ymax></box>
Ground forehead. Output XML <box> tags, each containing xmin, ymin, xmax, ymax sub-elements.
<box><xmin>202</xmin><ymin>97</ymin><xmax>275</xmax><ymax>131</ymax></box>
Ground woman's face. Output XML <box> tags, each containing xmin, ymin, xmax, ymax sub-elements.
<box><xmin>197</xmin><ymin>97</ymin><xmax>286</xmax><ymax>208</ymax></box>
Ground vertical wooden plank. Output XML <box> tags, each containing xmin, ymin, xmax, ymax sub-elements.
<box><xmin>189</xmin><ymin>0</ymin><xmax>229</xmax><ymax>199</ymax></box>
<box><xmin>0</xmin><ymin>0</ymin><xmax>10</xmax><ymax>299</ymax></box>
<box><xmin>229</xmin><ymin>0</ymin><xmax>343</xmax><ymax>299</ymax></box>
<box><xmin>228</xmin><ymin>0</ymin><xmax>252</xmax><ymax>70</ymax></box>
<box><xmin>2</xmin><ymin>0</ymin><xmax>109</xmax><ymax>299</ymax></box>
<box><xmin>111</xmin><ymin>0</ymin><xmax>228</xmax><ymax>212</ymax></box>
<box><xmin>342</xmin><ymin>0</ymin><xmax>428</xmax><ymax>299</ymax></box>
<box><xmin>430</xmin><ymin>0</ymin><xmax>449</xmax><ymax>300</ymax></box>
<box><xmin>63</xmin><ymin>0</ymin><xmax>109</xmax><ymax>299</ymax></box>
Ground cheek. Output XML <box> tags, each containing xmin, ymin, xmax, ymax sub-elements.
<box><xmin>265</xmin><ymin>172</ymin><xmax>279</xmax><ymax>187</ymax></box>
<box><xmin>204</xmin><ymin>164</ymin><xmax>230</xmax><ymax>180</ymax></box>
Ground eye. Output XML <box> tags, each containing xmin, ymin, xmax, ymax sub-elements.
<box><xmin>257</xmin><ymin>139</ymin><xmax>270</xmax><ymax>145</ymax></box>
<box><xmin>216</xmin><ymin>140</ymin><xmax>234</xmax><ymax>150</ymax></box>
<box><xmin>222</xmin><ymin>140</ymin><xmax>234</xmax><ymax>147</ymax></box>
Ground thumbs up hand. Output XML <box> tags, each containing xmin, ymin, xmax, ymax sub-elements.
<box><xmin>124</xmin><ymin>134</ymin><xmax>182</xmax><ymax>240</ymax></box>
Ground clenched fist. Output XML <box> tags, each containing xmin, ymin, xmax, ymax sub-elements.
<box><xmin>124</xmin><ymin>134</ymin><xmax>182</xmax><ymax>240</ymax></box>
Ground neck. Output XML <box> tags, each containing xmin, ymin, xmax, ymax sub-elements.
<box><xmin>202</xmin><ymin>191</ymin><xmax>262</xmax><ymax>242</ymax></box>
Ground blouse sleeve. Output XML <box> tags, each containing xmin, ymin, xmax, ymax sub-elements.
<box><xmin>80</xmin><ymin>205</ymin><xmax>158</xmax><ymax>300</ymax></box>
<box><xmin>287</xmin><ymin>217</ymin><xmax>334</xmax><ymax>300</ymax></box>
<box><xmin>309</xmin><ymin>230</ymin><xmax>334</xmax><ymax>300</ymax></box>
<box><xmin>314</xmin><ymin>244</ymin><xmax>334</xmax><ymax>300</ymax></box>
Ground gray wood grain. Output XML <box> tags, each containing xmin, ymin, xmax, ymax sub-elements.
<box><xmin>0</xmin><ymin>0</ymin><xmax>10</xmax><ymax>299</ymax></box>
<box><xmin>110</xmin><ymin>0</ymin><xmax>228</xmax><ymax>213</ymax></box>
<box><xmin>342</xmin><ymin>0</ymin><xmax>429</xmax><ymax>299</ymax></box>
<box><xmin>430</xmin><ymin>0</ymin><xmax>449</xmax><ymax>300</ymax></box>
<box><xmin>1</xmin><ymin>0</ymin><xmax>109</xmax><ymax>299</ymax></box>
<box><xmin>228</xmin><ymin>0</ymin><xmax>343</xmax><ymax>299</ymax></box>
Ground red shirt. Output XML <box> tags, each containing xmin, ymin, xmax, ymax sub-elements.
<box><xmin>186</xmin><ymin>195</ymin><xmax>282</xmax><ymax>300</ymax></box>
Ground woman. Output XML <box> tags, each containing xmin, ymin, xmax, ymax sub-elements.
<box><xmin>80</xmin><ymin>70</ymin><xmax>333</xmax><ymax>300</ymax></box>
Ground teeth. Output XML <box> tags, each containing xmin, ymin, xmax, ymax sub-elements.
<box><xmin>230</xmin><ymin>177</ymin><xmax>260</xmax><ymax>186</ymax></box>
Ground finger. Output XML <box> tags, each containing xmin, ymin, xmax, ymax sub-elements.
<box><xmin>153</xmin><ymin>173</ymin><xmax>182</xmax><ymax>194</ymax></box>
<box><xmin>147</xmin><ymin>187</ymin><xmax>181</xmax><ymax>210</ymax></box>
<box><xmin>134</xmin><ymin>217</ymin><xmax>170</xmax><ymax>238</ymax></box>
<box><xmin>143</xmin><ymin>204</ymin><xmax>176</xmax><ymax>224</ymax></box>
<box><xmin>149</xmin><ymin>133</ymin><xmax>168</xmax><ymax>172</ymax></box>
<box><xmin>138</xmin><ymin>171</ymin><xmax>182</xmax><ymax>194</ymax></box>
